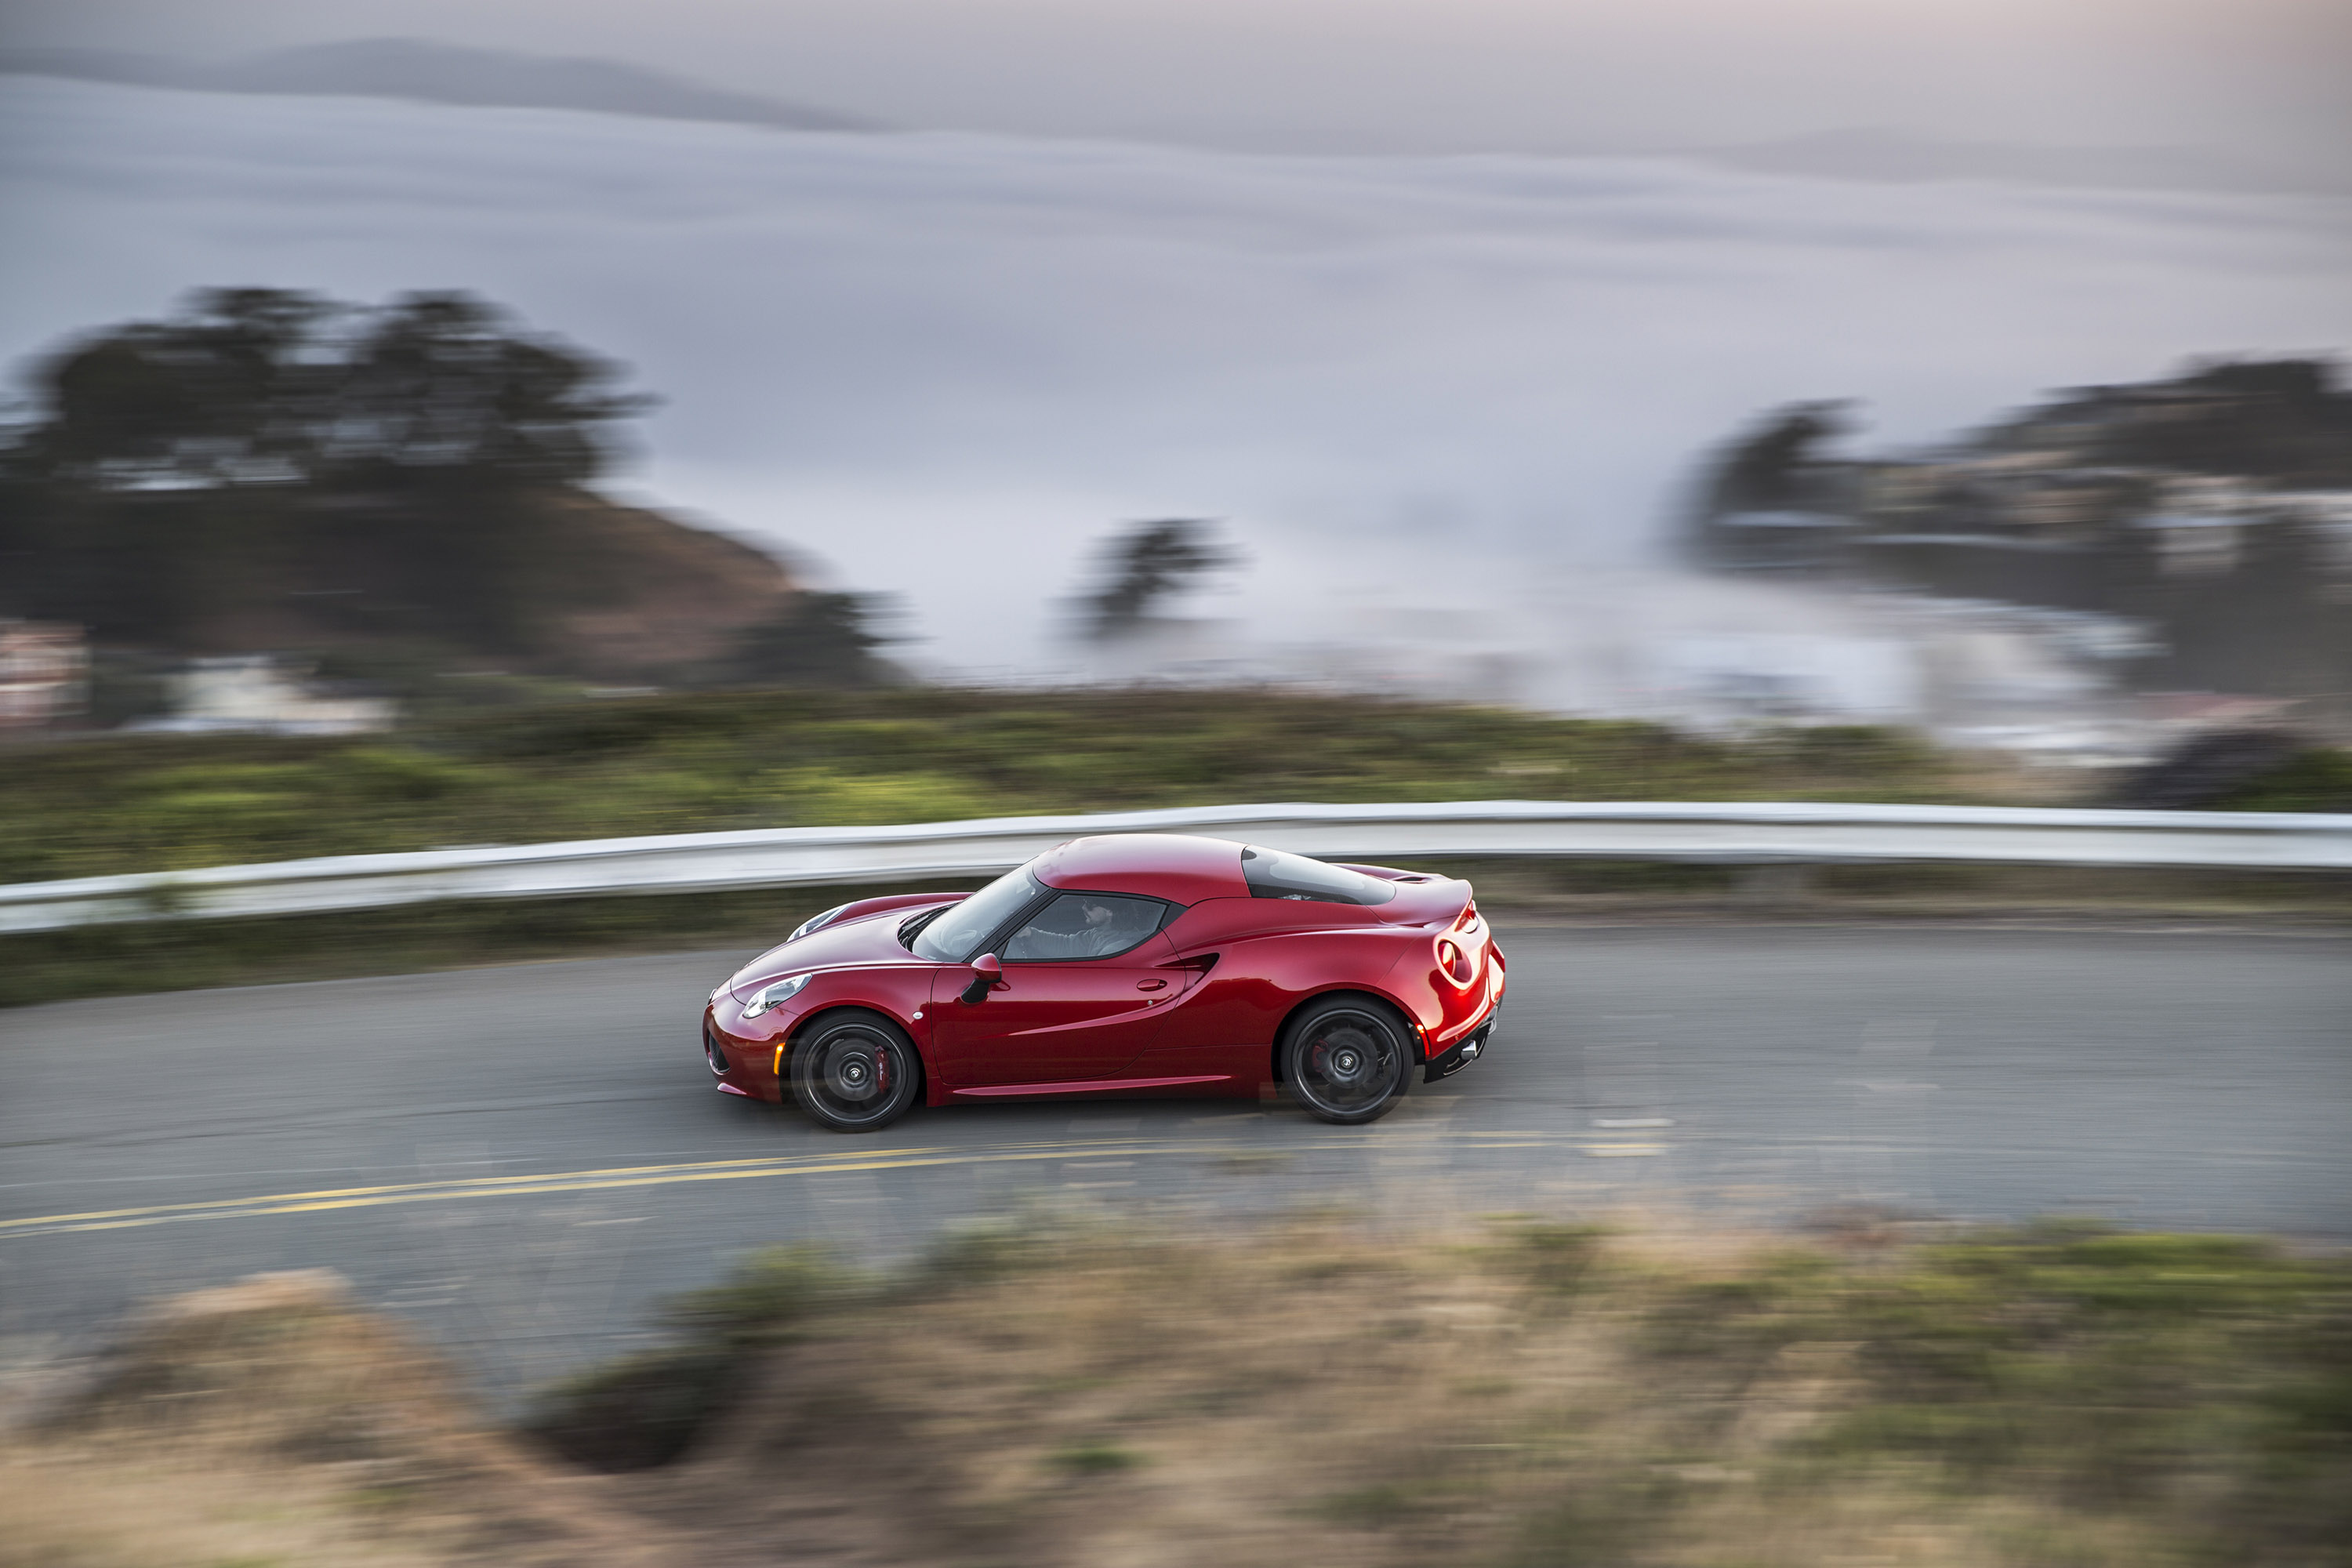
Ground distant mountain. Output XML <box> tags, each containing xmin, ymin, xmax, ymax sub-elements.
<box><xmin>0</xmin><ymin>37</ymin><xmax>877</xmax><ymax>132</ymax></box>
<box><xmin>1696</xmin><ymin>126</ymin><xmax>2336</xmax><ymax>197</ymax></box>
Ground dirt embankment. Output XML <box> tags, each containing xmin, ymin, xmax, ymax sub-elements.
<box><xmin>2</xmin><ymin>1269</ymin><xmax>673</xmax><ymax>1567</ymax></box>
<box><xmin>8</xmin><ymin>1221</ymin><xmax>2347</xmax><ymax>1567</ymax></box>
<box><xmin>523</xmin><ymin>491</ymin><xmax>800</xmax><ymax>679</ymax></box>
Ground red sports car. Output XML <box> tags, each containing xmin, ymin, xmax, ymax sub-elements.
<box><xmin>701</xmin><ymin>833</ymin><xmax>1504</xmax><ymax>1131</ymax></box>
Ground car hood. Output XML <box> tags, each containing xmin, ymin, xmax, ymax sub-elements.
<box><xmin>725</xmin><ymin>898</ymin><xmax>959</xmax><ymax>1000</ymax></box>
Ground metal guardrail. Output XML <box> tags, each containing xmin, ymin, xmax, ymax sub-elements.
<box><xmin>4</xmin><ymin>800</ymin><xmax>2347</xmax><ymax>935</ymax></box>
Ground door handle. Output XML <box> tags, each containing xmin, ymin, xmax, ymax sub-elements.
<box><xmin>1136</xmin><ymin>978</ymin><xmax>1167</xmax><ymax>991</ymax></box>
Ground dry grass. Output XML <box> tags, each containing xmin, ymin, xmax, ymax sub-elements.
<box><xmin>601</xmin><ymin>1221</ymin><xmax>2350</xmax><ymax>1567</ymax></box>
<box><xmin>9</xmin><ymin>1221</ymin><xmax>2347</xmax><ymax>1567</ymax></box>
<box><xmin>1</xmin><ymin>1270</ymin><xmax>673</xmax><ymax>1568</ymax></box>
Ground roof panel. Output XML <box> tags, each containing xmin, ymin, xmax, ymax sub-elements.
<box><xmin>1033</xmin><ymin>833</ymin><xmax>1249</xmax><ymax>905</ymax></box>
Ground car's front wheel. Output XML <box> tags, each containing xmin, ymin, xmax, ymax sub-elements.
<box><xmin>788</xmin><ymin>1011</ymin><xmax>920</xmax><ymax>1133</ymax></box>
<box><xmin>1280</xmin><ymin>996</ymin><xmax>1413</xmax><ymax>1124</ymax></box>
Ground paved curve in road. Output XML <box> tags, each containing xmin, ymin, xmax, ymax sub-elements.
<box><xmin>4</xmin><ymin>922</ymin><xmax>2347</xmax><ymax>1404</ymax></box>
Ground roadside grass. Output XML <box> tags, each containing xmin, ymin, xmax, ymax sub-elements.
<box><xmin>9</xmin><ymin>687</ymin><xmax>2346</xmax><ymax>1011</ymax></box>
<box><xmin>2</xmin><ymin>688</ymin><xmax>1955</xmax><ymax>887</ymax></box>
<box><xmin>0</xmin><ymin>879</ymin><xmax>993</xmax><ymax>1011</ymax></box>
<box><xmin>498</xmin><ymin>1214</ymin><xmax>2352</xmax><ymax>1566</ymax></box>
<box><xmin>13</xmin><ymin>1215</ymin><xmax>2347</xmax><ymax>1565</ymax></box>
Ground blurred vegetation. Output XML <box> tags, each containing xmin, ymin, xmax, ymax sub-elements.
<box><xmin>2212</xmin><ymin>746</ymin><xmax>2352</xmax><ymax>812</ymax></box>
<box><xmin>10</xmin><ymin>691</ymin><xmax>2344</xmax><ymax>1010</ymax></box>
<box><xmin>2113</xmin><ymin>728</ymin><xmax>2352</xmax><ymax>811</ymax></box>
<box><xmin>0</xmin><ymin>880</ymin><xmax>975</xmax><ymax>1009</ymax></box>
<box><xmin>513</xmin><ymin>1214</ymin><xmax>2352</xmax><ymax>1566</ymax></box>
<box><xmin>1689</xmin><ymin>359</ymin><xmax>2352</xmax><ymax>701</ymax></box>
<box><xmin>0</xmin><ymin>288</ymin><xmax>891</xmax><ymax>687</ymax></box>
<box><xmin>0</xmin><ymin>689</ymin><xmax>1954</xmax><ymax>887</ymax></box>
<box><xmin>705</xmin><ymin>588</ymin><xmax>906</xmax><ymax>688</ymax></box>
<box><xmin>1692</xmin><ymin>398</ymin><xmax>1853</xmax><ymax>521</ymax></box>
<box><xmin>1083</xmin><ymin>517</ymin><xmax>1241</xmax><ymax>640</ymax></box>
<box><xmin>0</xmin><ymin>287</ymin><xmax>643</xmax><ymax>655</ymax></box>
<box><xmin>1632</xmin><ymin>1225</ymin><xmax>2352</xmax><ymax>1552</ymax></box>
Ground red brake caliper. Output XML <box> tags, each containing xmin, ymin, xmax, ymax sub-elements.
<box><xmin>873</xmin><ymin>1043</ymin><xmax>889</xmax><ymax>1095</ymax></box>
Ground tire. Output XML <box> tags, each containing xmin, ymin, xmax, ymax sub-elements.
<box><xmin>1280</xmin><ymin>996</ymin><xmax>1414</xmax><ymax>1125</ymax></box>
<box><xmin>788</xmin><ymin>1011</ymin><xmax>921</xmax><ymax>1133</ymax></box>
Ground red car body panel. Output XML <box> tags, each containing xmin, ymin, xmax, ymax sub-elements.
<box><xmin>924</xmin><ymin>930</ymin><xmax>1191</xmax><ymax>1087</ymax></box>
<box><xmin>699</xmin><ymin>833</ymin><xmax>1504</xmax><ymax>1112</ymax></box>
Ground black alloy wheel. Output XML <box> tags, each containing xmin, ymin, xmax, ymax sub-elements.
<box><xmin>1281</xmin><ymin>997</ymin><xmax>1412</xmax><ymax>1124</ymax></box>
<box><xmin>789</xmin><ymin>1011</ymin><xmax>920</xmax><ymax>1132</ymax></box>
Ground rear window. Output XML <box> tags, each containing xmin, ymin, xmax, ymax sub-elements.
<box><xmin>1240</xmin><ymin>846</ymin><xmax>1398</xmax><ymax>906</ymax></box>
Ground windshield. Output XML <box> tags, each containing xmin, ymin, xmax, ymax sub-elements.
<box><xmin>1240</xmin><ymin>846</ymin><xmax>1398</xmax><ymax>906</ymax></box>
<box><xmin>909</xmin><ymin>865</ymin><xmax>1044</xmax><ymax>962</ymax></box>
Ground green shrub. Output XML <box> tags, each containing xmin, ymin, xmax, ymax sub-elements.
<box><xmin>0</xmin><ymin>690</ymin><xmax>1969</xmax><ymax>887</ymax></box>
<box><xmin>660</xmin><ymin>1244</ymin><xmax>862</xmax><ymax>1348</ymax></box>
<box><xmin>2215</xmin><ymin>748</ymin><xmax>2352</xmax><ymax>812</ymax></box>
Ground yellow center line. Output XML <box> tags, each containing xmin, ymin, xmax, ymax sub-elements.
<box><xmin>0</xmin><ymin>1132</ymin><xmax>1605</xmax><ymax>1240</ymax></box>
<box><xmin>0</xmin><ymin>1147</ymin><xmax>968</xmax><ymax>1231</ymax></box>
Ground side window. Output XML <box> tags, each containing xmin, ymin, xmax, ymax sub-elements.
<box><xmin>1002</xmin><ymin>893</ymin><xmax>1167</xmax><ymax>962</ymax></box>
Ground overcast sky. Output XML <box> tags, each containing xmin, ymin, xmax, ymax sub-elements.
<box><xmin>5</xmin><ymin>2</ymin><xmax>2347</xmax><ymax>691</ymax></box>
<box><xmin>9</xmin><ymin>72</ymin><xmax>2342</xmax><ymax>680</ymax></box>
<box><xmin>5</xmin><ymin>0</ymin><xmax>2347</xmax><ymax>172</ymax></box>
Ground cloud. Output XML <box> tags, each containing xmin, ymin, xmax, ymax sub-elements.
<box><xmin>3</xmin><ymin>75</ymin><xmax>2347</xmax><ymax>677</ymax></box>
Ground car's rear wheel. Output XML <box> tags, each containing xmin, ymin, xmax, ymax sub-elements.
<box><xmin>789</xmin><ymin>1011</ymin><xmax>920</xmax><ymax>1133</ymax></box>
<box><xmin>1281</xmin><ymin>996</ymin><xmax>1413</xmax><ymax>1124</ymax></box>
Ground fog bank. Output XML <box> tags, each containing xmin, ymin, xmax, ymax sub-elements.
<box><xmin>3</xmin><ymin>75</ymin><xmax>2347</xmax><ymax>682</ymax></box>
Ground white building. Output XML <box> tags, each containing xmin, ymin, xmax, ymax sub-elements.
<box><xmin>134</xmin><ymin>655</ymin><xmax>398</xmax><ymax>735</ymax></box>
<box><xmin>0</xmin><ymin>620</ymin><xmax>90</xmax><ymax>728</ymax></box>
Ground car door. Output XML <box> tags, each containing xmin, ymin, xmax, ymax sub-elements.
<box><xmin>927</xmin><ymin>891</ymin><xmax>1181</xmax><ymax>1087</ymax></box>
<box><xmin>1136</xmin><ymin>897</ymin><xmax>1374</xmax><ymax>1074</ymax></box>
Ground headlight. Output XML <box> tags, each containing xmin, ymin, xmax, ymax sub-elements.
<box><xmin>742</xmin><ymin>973</ymin><xmax>812</xmax><ymax>1018</ymax></box>
<box><xmin>788</xmin><ymin>904</ymin><xmax>851</xmax><ymax>943</ymax></box>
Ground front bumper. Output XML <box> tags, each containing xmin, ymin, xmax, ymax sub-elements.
<box><xmin>704</xmin><ymin>1010</ymin><xmax>785</xmax><ymax>1103</ymax></box>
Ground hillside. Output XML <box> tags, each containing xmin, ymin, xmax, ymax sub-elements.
<box><xmin>1689</xmin><ymin>358</ymin><xmax>2352</xmax><ymax>705</ymax></box>
<box><xmin>0</xmin><ymin>288</ymin><xmax>851</xmax><ymax>693</ymax></box>
<box><xmin>10</xmin><ymin>481</ymin><xmax>798</xmax><ymax>681</ymax></box>
<box><xmin>13</xmin><ymin>1221</ymin><xmax>2347</xmax><ymax>1566</ymax></box>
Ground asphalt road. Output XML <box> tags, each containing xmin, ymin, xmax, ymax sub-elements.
<box><xmin>4</xmin><ymin>922</ymin><xmax>2347</xmax><ymax>1405</ymax></box>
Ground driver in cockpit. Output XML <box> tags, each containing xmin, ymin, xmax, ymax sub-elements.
<box><xmin>1066</xmin><ymin>898</ymin><xmax>1126</xmax><ymax>957</ymax></box>
<box><xmin>1021</xmin><ymin>897</ymin><xmax>1134</xmax><ymax>960</ymax></box>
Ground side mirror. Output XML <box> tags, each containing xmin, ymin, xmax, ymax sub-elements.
<box><xmin>959</xmin><ymin>952</ymin><xmax>1003</xmax><ymax>1005</ymax></box>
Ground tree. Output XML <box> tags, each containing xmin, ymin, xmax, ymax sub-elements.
<box><xmin>1083</xmin><ymin>520</ymin><xmax>1240</xmax><ymax>641</ymax></box>
<box><xmin>2</xmin><ymin>287</ymin><xmax>646</xmax><ymax>493</ymax></box>
<box><xmin>0</xmin><ymin>289</ymin><xmax>654</xmax><ymax>652</ymax></box>
<box><xmin>714</xmin><ymin>592</ymin><xmax>902</xmax><ymax>688</ymax></box>
<box><xmin>10</xmin><ymin>288</ymin><xmax>336</xmax><ymax>489</ymax></box>
<box><xmin>1702</xmin><ymin>401</ymin><xmax>1850</xmax><ymax>516</ymax></box>
<box><xmin>324</xmin><ymin>292</ymin><xmax>648</xmax><ymax>485</ymax></box>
